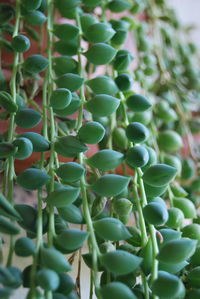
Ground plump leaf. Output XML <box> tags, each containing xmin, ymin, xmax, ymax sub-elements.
<box><xmin>87</xmin><ymin>150</ymin><xmax>124</xmax><ymax>171</ymax></box>
<box><xmin>19</xmin><ymin>132</ymin><xmax>49</xmax><ymax>152</ymax></box>
<box><xmin>23</xmin><ymin>55</ymin><xmax>48</xmax><ymax>73</ymax></box>
<box><xmin>126</xmin><ymin>145</ymin><xmax>149</xmax><ymax>168</ymax></box>
<box><xmin>14</xmin><ymin>237</ymin><xmax>35</xmax><ymax>257</ymax></box>
<box><xmin>0</xmin><ymin>193</ymin><xmax>21</xmax><ymax>220</ymax></box>
<box><xmin>101</xmin><ymin>250</ymin><xmax>142</xmax><ymax>275</ymax></box>
<box><xmin>85</xmin><ymin>22</ymin><xmax>115</xmax><ymax>43</ymax></box>
<box><xmin>58</xmin><ymin>204</ymin><xmax>84</xmax><ymax>224</ymax></box>
<box><xmin>17</xmin><ymin>168</ymin><xmax>50</xmax><ymax>190</ymax></box>
<box><xmin>93</xmin><ymin>217</ymin><xmax>131</xmax><ymax>241</ymax></box>
<box><xmin>0</xmin><ymin>216</ymin><xmax>20</xmax><ymax>235</ymax></box>
<box><xmin>92</xmin><ymin>174</ymin><xmax>130</xmax><ymax>197</ymax></box>
<box><xmin>53</xmin><ymin>23</ymin><xmax>79</xmax><ymax>40</ymax></box>
<box><xmin>143</xmin><ymin>202</ymin><xmax>168</xmax><ymax>226</ymax></box>
<box><xmin>78</xmin><ymin>121</ymin><xmax>105</xmax><ymax>144</ymax></box>
<box><xmin>55</xmin><ymin>136</ymin><xmax>88</xmax><ymax>157</ymax></box>
<box><xmin>152</xmin><ymin>271</ymin><xmax>185</xmax><ymax>299</ymax></box>
<box><xmin>157</xmin><ymin>238</ymin><xmax>197</xmax><ymax>264</ymax></box>
<box><xmin>101</xmin><ymin>282</ymin><xmax>137</xmax><ymax>299</ymax></box>
<box><xmin>40</xmin><ymin>247</ymin><xmax>71</xmax><ymax>272</ymax></box>
<box><xmin>0</xmin><ymin>91</ymin><xmax>18</xmax><ymax>112</ymax></box>
<box><xmin>55</xmin><ymin>73</ymin><xmax>84</xmax><ymax>92</ymax></box>
<box><xmin>45</xmin><ymin>186</ymin><xmax>80</xmax><ymax>207</ymax></box>
<box><xmin>84</xmin><ymin>43</ymin><xmax>117</xmax><ymax>65</ymax></box>
<box><xmin>173</xmin><ymin>198</ymin><xmax>196</xmax><ymax>219</ymax></box>
<box><xmin>36</xmin><ymin>269</ymin><xmax>60</xmax><ymax>291</ymax></box>
<box><xmin>126</xmin><ymin>94</ymin><xmax>151</xmax><ymax>112</ymax></box>
<box><xmin>56</xmin><ymin>162</ymin><xmax>85</xmax><ymax>182</ymax></box>
<box><xmin>143</xmin><ymin>164</ymin><xmax>177</xmax><ymax>187</ymax></box>
<box><xmin>158</xmin><ymin>130</ymin><xmax>183</xmax><ymax>152</ymax></box>
<box><xmin>50</xmin><ymin>88</ymin><xmax>72</xmax><ymax>110</ymax></box>
<box><xmin>13</xmin><ymin>137</ymin><xmax>33</xmax><ymax>160</ymax></box>
<box><xmin>86</xmin><ymin>94</ymin><xmax>120</xmax><ymax>117</ymax></box>
<box><xmin>86</xmin><ymin>76</ymin><xmax>118</xmax><ymax>95</ymax></box>
<box><xmin>15</xmin><ymin>108</ymin><xmax>41</xmax><ymax>128</ymax></box>
<box><xmin>55</xmin><ymin>229</ymin><xmax>89</xmax><ymax>251</ymax></box>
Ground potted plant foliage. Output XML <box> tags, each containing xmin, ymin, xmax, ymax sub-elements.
<box><xmin>0</xmin><ymin>0</ymin><xmax>200</xmax><ymax>298</ymax></box>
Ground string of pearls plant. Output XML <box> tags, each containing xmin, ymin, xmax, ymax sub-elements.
<box><xmin>0</xmin><ymin>0</ymin><xmax>200</xmax><ymax>298</ymax></box>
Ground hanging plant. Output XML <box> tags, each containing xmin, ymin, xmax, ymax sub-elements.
<box><xmin>0</xmin><ymin>0</ymin><xmax>200</xmax><ymax>298</ymax></box>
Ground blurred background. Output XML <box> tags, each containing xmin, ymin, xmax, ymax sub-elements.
<box><xmin>169</xmin><ymin>0</ymin><xmax>200</xmax><ymax>47</ymax></box>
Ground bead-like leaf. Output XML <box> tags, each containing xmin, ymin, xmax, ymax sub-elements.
<box><xmin>55</xmin><ymin>136</ymin><xmax>88</xmax><ymax>157</ymax></box>
<box><xmin>17</xmin><ymin>168</ymin><xmax>50</xmax><ymax>190</ymax></box>
<box><xmin>93</xmin><ymin>217</ymin><xmax>131</xmax><ymax>241</ymax></box>
<box><xmin>143</xmin><ymin>164</ymin><xmax>177</xmax><ymax>187</ymax></box>
<box><xmin>45</xmin><ymin>186</ymin><xmax>80</xmax><ymax>207</ymax></box>
<box><xmin>92</xmin><ymin>174</ymin><xmax>130</xmax><ymax>197</ymax></box>
<box><xmin>87</xmin><ymin>150</ymin><xmax>124</xmax><ymax>171</ymax></box>
<box><xmin>86</xmin><ymin>94</ymin><xmax>120</xmax><ymax>117</ymax></box>
<box><xmin>101</xmin><ymin>250</ymin><xmax>142</xmax><ymax>275</ymax></box>
<box><xmin>157</xmin><ymin>238</ymin><xmax>197</xmax><ymax>264</ymax></box>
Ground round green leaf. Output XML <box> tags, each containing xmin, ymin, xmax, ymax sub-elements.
<box><xmin>165</xmin><ymin>207</ymin><xmax>184</xmax><ymax>229</ymax></box>
<box><xmin>54</xmin><ymin>23</ymin><xmax>79</xmax><ymax>40</ymax></box>
<box><xmin>78</xmin><ymin>121</ymin><xmax>105</xmax><ymax>144</ymax></box>
<box><xmin>55</xmin><ymin>73</ymin><xmax>84</xmax><ymax>92</ymax></box>
<box><xmin>53</xmin><ymin>56</ymin><xmax>78</xmax><ymax>76</ymax></box>
<box><xmin>17</xmin><ymin>168</ymin><xmax>50</xmax><ymax>190</ymax></box>
<box><xmin>0</xmin><ymin>91</ymin><xmax>18</xmax><ymax>113</ymax></box>
<box><xmin>101</xmin><ymin>250</ymin><xmax>142</xmax><ymax>275</ymax></box>
<box><xmin>143</xmin><ymin>202</ymin><xmax>168</xmax><ymax>226</ymax></box>
<box><xmin>115</xmin><ymin>73</ymin><xmax>133</xmax><ymax>92</ymax></box>
<box><xmin>56</xmin><ymin>162</ymin><xmax>85</xmax><ymax>182</ymax></box>
<box><xmin>58</xmin><ymin>204</ymin><xmax>84</xmax><ymax>224</ymax></box>
<box><xmin>93</xmin><ymin>217</ymin><xmax>131</xmax><ymax>241</ymax></box>
<box><xmin>23</xmin><ymin>11</ymin><xmax>46</xmax><ymax>26</ymax></box>
<box><xmin>126</xmin><ymin>122</ymin><xmax>149</xmax><ymax>143</ymax></box>
<box><xmin>23</xmin><ymin>55</ymin><xmax>48</xmax><ymax>73</ymax></box>
<box><xmin>188</xmin><ymin>267</ymin><xmax>200</xmax><ymax>288</ymax></box>
<box><xmin>0</xmin><ymin>193</ymin><xmax>21</xmax><ymax>220</ymax></box>
<box><xmin>21</xmin><ymin>0</ymin><xmax>42</xmax><ymax>10</ymax></box>
<box><xmin>182</xmin><ymin>224</ymin><xmax>200</xmax><ymax>242</ymax></box>
<box><xmin>55</xmin><ymin>229</ymin><xmax>89</xmax><ymax>251</ymax></box>
<box><xmin>173</xmin><ymin>198</ymin><xmax>196</xmax><ymax>219</ymax></box>
<box><xmin>143</xmin><ymin>163</ymin><xmax>177</xmax><ymax>187</ymax></box>
<box><xmin>126</xmin><ymin>145</ymin><xmax>149</xmax><ymax>168</ymax></box>
<box><xmin>157</xmin><ymin>238</ymin><xmax>197</xmax><ymax>264</ymax></box>
<box><xmin>85</xmin><ymin>22</ymin><xmax>115</xmax><ymax>43</ymax></box>
<box><xmin>86</xmin><ymin>94</ymin><xmax>120</xmax><ymax>117</ymax></box>
<box><xmin>0</xmin><ymin>216</ymin><xmax>20</xmax><ymax>235</ymax></box>
<box><xmin>40</xmin><ymin>247</ymin><xmax>72</xmax><ymax>272</ymax></box>
<box><xmin>15</xmin><ymin>108</ymin><xmax>41</xmax><ymax>128</ymax></box>
<box><xmin>84</xmin><ymin>43</ymin><xmax>117</xmax><ymax>65</ymax></box>
<box><xmin>158</xmin><ymin>130</ymin><xmax>183</xmax><ymax>152</ymax></box>
<box><xmin>92</xmin><ymin>174</ymin><xmax>130</xmax><ymax>197</ymax></box>
<box><xmin>13</xmin><ymin>137</ymin><xmax>33</xmax><ymax>160</ymax></box>
<box><xmin>126</xmin><ymin>94</ymin><xmax>151</xmax><ymax>112</ymax></box>
<box><xmin>55</xmin><ymin>136</ymin><xmax>88</xmax><ymax>157</ymax></box>
<box><xmin>108</xmin><ymin>0</ymin><xmax>132</xmax><ymax>12</ymax></box>
<box><xmin>14</xmin><ymin>237</ymin><xmax>35</xmax><ymax>257</ymax></box>
<box><xmin>50</xmin><ymin>88</ymin><xmax>72</xmax><ymax>110</ymax></box>
<box><xmin>101</xmin><ymin>282</ymin><xmax>137</xmax><ymax>299</ymax></box>
<box><xmin>144</xmin><ymin>182</ymin><xmax>168</xmax><ymax>198</ymax></box>
<box><xmin>152</xmin><ymin>271</ymin><xmax>185</xmax><ymax>299</ymax></box>
<box><xmin>11</xmin><ymin>34</ymin><xmax>30</xmax><ymax>52</ymax></box>
<box><xmin>36</xmin><ymin>269</ymin><xmax>60</xmax><ymax>291</ymax></box>
<box><xmin>45</xmin><ymin>186</ymin><xmax>80</xmax><ymax>207</ymax></box>
<box><xmin>87</xmin><ymin>150</ymin><xmax>124</xmax><ymax>171</ymax></box>
<box><xmin>86</xmin><ymin>76</ymin><xmax>118</xmax><ymax>95</ymax></box>
<box><xmin>19</xmin><ymin>132</ymin><xmax>49</xmax><ymax>152</ymax></box>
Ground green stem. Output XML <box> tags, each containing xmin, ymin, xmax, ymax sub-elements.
<box><xmin>5</xmin><ymin>0</ymin><xmax>21</xmax><ymax>267</ymax></box>
<box><xmin>137</xmin><ymin>168</ymin><xmax>159</xmax><ymax>293</ymax></box>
